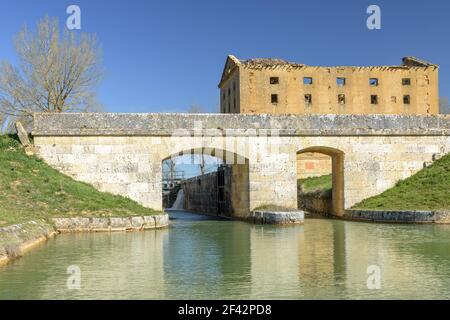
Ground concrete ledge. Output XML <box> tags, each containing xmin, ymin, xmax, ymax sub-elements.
<box><xmin>51</xmin><ymin>214</ymin><xmax>169</xmax><ymax>232</ymax></box>
<box><xmin>345</xmin><ymin>210</ymin><xmax>450</xmax><ymax>224</ymax></box>
<box><xmin>0</xmin><ymin>220</ymin><xmax>57</xmax><ymax>267</ymax></box>
<box><xmin>250</xmin><ymin>210</ymin><xmax>305</xmax><ymax>225</ymax></box>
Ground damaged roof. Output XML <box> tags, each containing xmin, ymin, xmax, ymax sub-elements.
<box><xmin>218</xmin><ymin>54</ymin><xmax>438</xmax><ymax>87</ymax></box>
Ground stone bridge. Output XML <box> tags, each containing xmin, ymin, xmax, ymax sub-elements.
<box><xmin>32</xmin><ymin>113</ymin><xmax>450</xmax><ymax>218</ymax></box>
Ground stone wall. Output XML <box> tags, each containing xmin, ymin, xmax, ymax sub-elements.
<box><xmin>182</xmin><ymin>172</ymin><xmax>218</xmax><ymax>215</ymax></box>
<box><xmin>0</xmin><ymin>220</ymin><xmax>56</xmax><ymax>266</ymax></box>
<box><xmin>298</xmin><ymin>190</ymin><xmax>332</xmax><ymax>215</ymax></box>
<box><xmin>32</xmin><ymin>113</ymin><xmax>450</xmax><ymax>217</ymax></box>
<box><xmin>181</xmin><ymin>165</ymin><xmax>250</xmax><ymax>217</ymax></box>
<box><xmin>345</xmin><ymin>210</ymin><xmax>450</xmax><ymax>224</ymax></box>
<box><xmin>52</xmin><ymin>214</ymin><xmax>169</xmax><ymax>232</ymax></box>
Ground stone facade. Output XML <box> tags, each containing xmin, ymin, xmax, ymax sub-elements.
<box><xmin>182</xmin><ymin>172</ymin><xmax>218</xmax><ymax>215</ymax></box>
<box><xmin>32</xmin><ymin>113</ymin><xmax>450</xmax><ymax>218</ymax></box>
<box><xmin>219</xmin><ymin>55</ymin><xmax>439</xmax><ymax>115</ymax></box>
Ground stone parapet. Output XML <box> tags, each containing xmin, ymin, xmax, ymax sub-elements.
<box><xmin>32</xmin><ymin>113</ymin><xmax>450</xmax><ymax>137</ymax></box>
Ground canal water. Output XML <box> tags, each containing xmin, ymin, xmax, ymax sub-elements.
<box><xmin>1</xmin><ymin>211</ymin><xmax>450</xmax><ymax>299</ymax></box>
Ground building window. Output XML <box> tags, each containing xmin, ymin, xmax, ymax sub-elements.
<box><xmin>270</xmin><ymin>77</ymin><xmax>279</xmax><ymax>84</ymax></box>
<box><xmin>403</xmin><ymin>95</ymin><xmax>411</xmax><ymax>104</ymax></box>
<box><xmin>402</xmin><ymin>78</ymin><xmax>411</xmax><ymax>85</ymax></box>
<box><xmin>369</xmin><ymin>78</ymin><xmax>379</xmax><ymax>86</ymax></box>
<box><xmin>391</xmin><ymin>96</ymin><xmax>397</xmax><ymax>103</ymax></box>
<box><xmin>338</xmin><ymin>94</ymin><xmax>345</xmax><ymax>104</ymax></box>
<box><xmin>233</xmin><ymin>98</ymin><xmax>236</xmax><ymax>111</ymax></box>
<box><xmin>228</xmin><ymin>88</ymin><xmax>231</xmax><ymax>96</ymax></box>
<box><xmin>304</xmin><ymin>94</ymin><xmax>312</xmax><ymax>105</ymax></box>
<box><xmin>371</xmin><ymin>95</ymin><xmax>378</xmax><ymax>105</ymax></box>
<box><xmin>337</xmin><ymin>77</ymin><xmax>346</xmax><ymax>86</ymax></box>
<box><xmin>271</xmin><ymin>94</ymin><xmax>278</xmax><ymax>104</ymax></box>
<box><xmin>303</xmin><ymin>77</ymin><xmax>313</xmax><ymax>85</ymax></box>
<box><xmin>222</xmin><ymin>93</ymin><xmax>225</xmax><ymax>101</ymax></box>
<box><xmin>228</xmin><ymin>101</ymin><xmax>231</xmax><ymax>112</ymax></box>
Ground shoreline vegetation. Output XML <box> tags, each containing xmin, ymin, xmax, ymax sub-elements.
<box><xmin>0</xmin><ymin>135</ymin><xmax>162</xmax><ymax>228</ymax></box>
<box><xmin>353</xmin><ymin>153</ymin><xmax>450</xmax><ymax>211</ymax></box>
<box><xmin>297</xmin><ymin>153</ymin><xmax>450</xmax><ymax>212</ymax></box>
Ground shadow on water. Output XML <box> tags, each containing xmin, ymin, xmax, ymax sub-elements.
<box><xmin>166</xmin><ymin>210</ymin><xmax>234</xmax><ymax>222</ymax></box>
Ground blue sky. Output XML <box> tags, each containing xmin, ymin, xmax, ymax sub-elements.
<box><xmin>1</xmin><ymin>0</ymin><xmax>449</xmax><ymax>114</ymax></box>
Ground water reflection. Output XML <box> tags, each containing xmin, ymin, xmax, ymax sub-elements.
<box><xmin>0</xmin><ymin>211</ymin><xmax>450</xmax><ymax>299</ymax></box>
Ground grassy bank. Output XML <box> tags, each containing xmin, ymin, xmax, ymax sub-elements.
<box><xmin>0</xmin><ymin>135</ymin><xmax>161</xmax><ymax>227</ymax></box>
<box><xmin>353</xmin><ymin>153</ymin><xmax>450</xmax><ymax>211</ymax></box>
<box><xmin>297</xmin><ymin>174</ymin><xmax>332</xmax><ymax>193</ymax></box>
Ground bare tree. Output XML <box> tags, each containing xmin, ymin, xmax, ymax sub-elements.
<box><xmin>0</xmin><ymin>16</ymin><xmax>103</xmax><ymax>129</ymax></box>
<box><xmin>187</xmin><ymin>105</ymin><xmax>204</xmax><ymax>113</ymax></box>
<box><xmin>163</xmin><ymin>159</ymin><xmax>177</xmax><ymax>182</ymax></box>
<box><xmin>440</xmin><ymin>97</ymin><xmax>450</xmax><ymax>114</ymax></box>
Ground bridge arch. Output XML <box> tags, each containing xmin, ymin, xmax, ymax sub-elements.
<box><xmin>297</xmin><ymin>146</ymin><xmax>345</xmax><ymax>216</ymax></box>
<box><xmin>161</xmin><ymin>147</ymin><xmax>250</xmax><ymax>218</ymax></box>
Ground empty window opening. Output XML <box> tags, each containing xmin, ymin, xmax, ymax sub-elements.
<box><xmin>228</xmin><ymin>88</ymin><xmax>231</xmax><ymax>96</ymax></box>
<box><xmin>402</xmin><ymin>78</ymin><xmax>411</xmax><ymax>86</ymax></box>
<box><xmin>391</xmin><ymin>96</ymin><xmax>397</xmax><ymax>103</ymax></box>
<box><xmin>338</xmin><ymin>94</ymin><xmax>346</xmax><ymax>104</ymax></box>
<box><xmin>337</xmin><ymin>77</ymin><xmax>346</xmax><ymax>86</ymax></box>
<box><xmin>303</xmin><ymin>77</ymin><xmax>313</xmax><ymax>85</ymax></box>
<box><xmin>271</xmin><ymin>94</ymin><xmax>278</xmax><ymax>104</ymax></box>
<box><xmin>369</xmin><ymin>78</ymin><xmax>379</xmax><ymax>86</ymax></box>
<box><xmin>304</xmin><ymin>94</ymin><xmax>312</xmax><ymax>105</ymax></box>
<box><xmin>270</xmin><ymin>77</ymin><xmax>279</xmax><ymax>84</ymax></box>
<box><xmin>371</xmin><ymin>95</ymin><xmax>378</xmax><ymax>105</ymax></box>
<box><xmin>403</xmin><ymin>95</ymin><xmax>411</xmax><ymax>104</ymax></box>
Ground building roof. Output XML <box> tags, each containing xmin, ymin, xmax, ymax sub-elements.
<box><xmin>240</xmin><ymin>58</ymin><xmax>304</xmax><ymax>68</ymax></box>
<box><xmin>218</xmin><ymin>54</ymin><xmax>438</xmax><ymax>88</ymax></box>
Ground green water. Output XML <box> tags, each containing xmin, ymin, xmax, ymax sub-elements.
<box><xmin>1</xmin><ymin>211</ymin><xmax>450</xmax><ymax>300</ymax></box>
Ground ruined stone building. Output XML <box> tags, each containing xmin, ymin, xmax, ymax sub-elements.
<box><xmin>218</xmin><ymin>55</ymin><xmax>439</xmax><ymax>115</ymax></box>
<box><xmin>218</xmin><ymin>55</ymin><xmax>440</xmax><ymax>179</ymax></box>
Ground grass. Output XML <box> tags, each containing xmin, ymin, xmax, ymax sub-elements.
<box><xmin>297</xmin><ymin>174</ymin><xmax>332</xmax><ymax>193</ymax></box>
<box><xmin>353</xmin><ymin>153</ymin><xmax>450</xmax><ymax>211</ymax></box>
<box><xmin>0</xmin><ymin>135</ymin><xmax>161</xmax><ymax>227</ymax></box>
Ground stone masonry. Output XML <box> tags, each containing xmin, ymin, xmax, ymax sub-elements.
<box><xmin>32</xmin><ymin>113</ymin><xmax>450</xmax><ymax>218</ymax></box>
